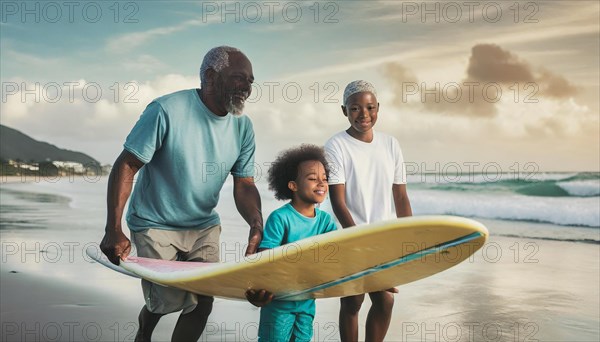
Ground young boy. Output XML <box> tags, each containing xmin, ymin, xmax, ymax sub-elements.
<box><xmin>246</xmin><ymin>144</ymin><xmax>338</xmax><ymax>342</ymax></box>
<box><xmin>324</xmin><ymin>80</ymin><xmax>412</xmax><ymax>342</ymax></box>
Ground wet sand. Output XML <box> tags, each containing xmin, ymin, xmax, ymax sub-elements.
<box><xmin>2</xmin><ymin>234</ymin><xmax>598</xmax><ymax>341</ymax></box>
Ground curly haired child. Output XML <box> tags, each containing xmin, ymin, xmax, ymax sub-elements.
<box><xmin>246</xmin><ymin>144</ymin><xmax>338</xmax><ymax>342</ymax></box>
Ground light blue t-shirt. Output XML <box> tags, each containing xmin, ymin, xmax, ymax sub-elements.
<box><xmin>258</xmin><ymin>203</ymin><xmax>337</xmax><ymax>341</ymax></box>
<box><xmin>259</xmin><ymin>203</ymin><xmax>338</xmax><ymax>249</ymax></box>
<box><xmin>124</xmin><ymin>89</ymin><xmax>256</xmax><ymax>231</ymax></box>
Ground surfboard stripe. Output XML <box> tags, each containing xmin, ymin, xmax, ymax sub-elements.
<box><xmin>276</xmin><ymin>231</ymin><xmax>484</xmax><ymax>300</ymax></box>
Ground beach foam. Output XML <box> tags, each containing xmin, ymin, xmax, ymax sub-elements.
<box><xmin>411</xmin><ymin>190</ymin><xmax>600</xmax><ymax>229</ymax></box>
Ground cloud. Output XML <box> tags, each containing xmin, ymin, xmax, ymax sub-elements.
<box><xmin>2</xmin><ymin>49</ymin><xmax>62</xmax><ymax>68</ymax></box>
<box><xmin>382</xmin><ymin>44</ymin><xmax>580</xmax><ymax>118</ymax></box>
<box><xmin>106</xmin><ymin>19</ymin><xmax>211</xmax><ymax>53</ymax></box>
<box><xmin>0</xmin><ymin>74</ymin><xmax>199</xmax><ymax>163</ymax></box>
<box><xmin>380</xmin><ymin>63</ymin><xmax>418</xmax><ymax>108</ymax></box>
<box><xmin>536</xmin><ymin>69</ymin><xmax>578</xmax><ymax>98</ymax></box>
<box><xmin>121</xmin><ymin>55</ymin><xmax>167</xmax><ymax>73</ymax></box>
<box><xmin>466</xmin><ymin>44</ymin><xmax>535</xmax><ymax>83</ymax></box>
<box><xmin>381</xmin><ymin>61</ymin><xmax>497</xmax><ymax>117</ymax></box>
<box><xmin>467</xmin><ymin>44</ymin><xmax>578</xmax><ymax>99</ymax></box>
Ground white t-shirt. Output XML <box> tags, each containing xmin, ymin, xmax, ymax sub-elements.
<box><xmin>324</xmin><ymin>130</ymin><xmax>407</xmax><ymax>225</ymax></box>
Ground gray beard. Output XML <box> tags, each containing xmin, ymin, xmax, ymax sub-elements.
<box><xmin>225</xmin><ymin>96</ymin><xmax>245</xmax><ymax>116</ymax></box>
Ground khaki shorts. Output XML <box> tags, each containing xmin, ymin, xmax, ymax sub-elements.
<box><xmin>131</xmin><ymin>224</ymin><xmax>221</xmax><ymax>314</ymax></box>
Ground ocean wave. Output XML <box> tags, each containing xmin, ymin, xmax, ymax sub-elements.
<box><xmin>529</xmin><ymin>172</ymin><xmax>580</xmax><ymax>181</ymax></box>
<box><xmin>515</xmin><ymin>183</ymin><xmax>571</xmax><ymax>197</ymax></box>
<box><xmin>557</xmin><ymin>180</ymin><xmax>600</xmax><ymax>197</ymax></box>
<box><xmin>410</xmin><ymin>190</ymin><xmax>600</xmax><ymax>228</ymax></box>
<box><xmin>409</xmin><ymin>172</ymin><xmax>599</xmax><ymax>198</ymax></box>
<box><xmin>407</xmin><ymin>172</ymin><xmax>582</xmax><ymax>185</ymax></box>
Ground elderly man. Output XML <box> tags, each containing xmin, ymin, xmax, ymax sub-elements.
<box><xmin>100</xmin><ymin>46</ymin><xmax>263</xmax><ymax>342</ymax></box>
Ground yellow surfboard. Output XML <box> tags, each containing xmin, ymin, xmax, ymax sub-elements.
<box><xmin>89</xmin><ymin>215</ymin><xmax>489</xmax><ymax>301</ymax></box>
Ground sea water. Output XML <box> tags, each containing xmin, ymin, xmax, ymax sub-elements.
<box><xmin>408</xmin><ymin>172</ymin><xmax>600</xmax><ymax>237</ymax></box>
<box><xmin>1</xmin><ymin>172</ymin><xmax>598</xmax><ymax>271</ymax></box>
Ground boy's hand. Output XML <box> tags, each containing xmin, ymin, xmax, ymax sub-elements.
<box><xmin>386</xmin><ymin>287</ymin><xmax>399</xmax><ymax>294</ymax></box>
<box><xmin>245</xmin><ymin>289</ymin><xmax>274</xmax><ymax>307</ymax></box>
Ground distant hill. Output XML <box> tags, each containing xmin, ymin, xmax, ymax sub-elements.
<box><xmin>0</xmin><ymin>124</ymin><xmax>100</xmax><ymax>165</ymax></box>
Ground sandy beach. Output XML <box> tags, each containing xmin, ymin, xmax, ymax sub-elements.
<box><xmin>2</xmin><ymin>235</ymin><xmax>598</xmax><ymax>341</ymax></box>
<box><xmin>1</xmin><ymin>177</ymin><xmax>599</xmax><ymax>341</ymax></box>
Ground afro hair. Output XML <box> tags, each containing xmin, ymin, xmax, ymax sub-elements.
<box><xmin>267</xmin><ymin>144</ymin><xmax>330</xmax><ymax>201</ymax></box>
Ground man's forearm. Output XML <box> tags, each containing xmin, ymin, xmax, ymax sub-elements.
<box><xmin>102</xmin><ymin>150</ymin><xmax>143</xmax><ymax>264</ymax></box>
<box><xmin>233</xmin><ymin>179</ymin><xmax>263</xmax><ymax>230</ymax></box>
<box><xmin>234</xmin><ymin>178</ymin><xmax>264</xmax><ymax>256</ymax></box>
<box><xmin>106</xmin><ymin>151</ymin><xmax>143</xmax><ymax>231</ymax></box>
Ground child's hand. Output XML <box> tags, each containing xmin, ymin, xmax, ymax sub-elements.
<box><xmin>386</xmin><ymin>287</ymin><xmax>399</xmax><ymax>294</ymax></box>
<box><xmin>245</xmin><ymin>289</ymin><xmax>274</xmax><ymax>307</ymax></box>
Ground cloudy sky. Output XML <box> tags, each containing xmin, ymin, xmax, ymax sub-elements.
<box><xmin>1</xmin><ymin>0</ymin><xmax>599</xmax><ymax>172</ymax></box>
